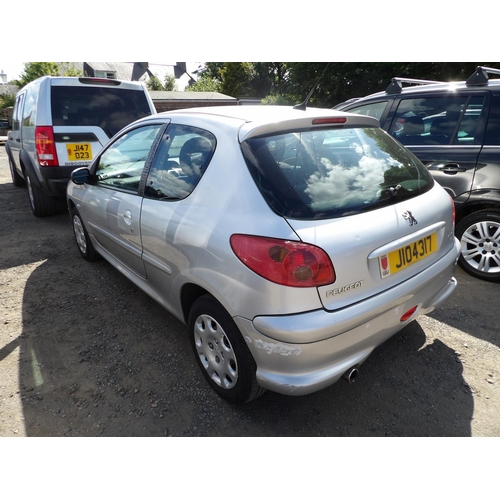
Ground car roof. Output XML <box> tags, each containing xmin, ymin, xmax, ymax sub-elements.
<box><xmin>153</xmin><ymin>105</ymin><xmax>381</xmax><ymax>141</ymax></box>
<box><xmin>24</xmin><ymin>75</ymin><xmax>147</xmax><ymax>90</ymax></box>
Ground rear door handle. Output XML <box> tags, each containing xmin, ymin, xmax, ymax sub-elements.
<box><xmin>438</xmin><ymin>163</ymin><xmax>467</xmax><ymax>174</ymax></box>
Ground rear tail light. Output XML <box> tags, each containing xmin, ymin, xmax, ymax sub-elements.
<box><xmin>230</xmin><ymin>234</ymin><xmax>336</xmax><ymax>287</ymax></box>
<box><xmin>35</xmin><ymin>126</ymin><xmax>59</xmax><ymax>167</ymax></box>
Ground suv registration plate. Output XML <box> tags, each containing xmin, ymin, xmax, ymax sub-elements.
<box><xmin>380</xmin><ymin>232</ymin><xmax>438</xmax><ymax>278</ymax></box>
<box><xmin>67</xmin><ymin>143</ymin><xmax>93</xmax><ymax>161</ymax></box>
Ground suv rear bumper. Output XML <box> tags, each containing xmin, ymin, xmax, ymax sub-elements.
<box><xmin>38</xmin><ymin>165</ymin><xmax>80</xmax><ymax>198</ymax></box>
<box><xmin>235</xmin><ymin>237</ymin><xmax>460</xmax><ymax>396</ymax></box>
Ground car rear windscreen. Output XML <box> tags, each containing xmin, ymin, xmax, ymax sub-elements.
<box><xmin>50</xmin><ymin>86</ymin><xmax>152</xmax><ymax>138</ymax></box>
<box><xmin>241</xmin><ymin>127</ymin><xmax>434</xmax><ymax>220</ymax></box>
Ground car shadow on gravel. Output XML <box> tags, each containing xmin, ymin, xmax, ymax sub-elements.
<box><xmin>16</xmin><ymin>249</ymin><xmax>474</xmax><ymax>437</ymax></box>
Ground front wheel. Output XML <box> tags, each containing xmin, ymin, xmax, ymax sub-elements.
<box><xmin>188</xmin><ymin>295</ymin><xmax>265</xmax><ymax>404</ymax></box>
<box><xmin>456</xmin><ymin>210</ymin><xmax>500</xmax><ymax>282</ymax></box>
<box><xmin>70</xmin><ymin>207</ymin><xmax>99</xmax><ymax>261</ymax></box>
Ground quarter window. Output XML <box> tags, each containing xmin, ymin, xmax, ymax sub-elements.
<box><xmin>12</xmin><ymin>94</ymin><xmax>25</xmax><ymax>131</ymax></box>
<box><xmin>95</xmin><ymin>124</ymin><xmax>162</xmax><ymax>194</ymax></box>
<box><xmin>344</xmin><ymin>101</ymin><xmax>388</xmax><ymax>121</ymax></box>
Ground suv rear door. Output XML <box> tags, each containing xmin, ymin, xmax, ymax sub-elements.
<box><xmin>385</xmin><ymin>92</ymin><xmax>490</xmax><ymax>205</ymax></box>
<box><xmin>50</xmin><ymin>79</ymin><xmax>155</xmax><ymax>169</ymax></box>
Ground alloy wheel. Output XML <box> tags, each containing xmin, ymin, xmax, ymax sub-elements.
<box><xmin>461</xmin><ymin>220</ymin><xmax>500</xmax><ymax>275</ymax></box>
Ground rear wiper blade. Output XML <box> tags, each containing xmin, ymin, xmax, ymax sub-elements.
<box><xmin>389</xmin><ymin>184</ymin><xmax>402</xmax><ymax>196</ymax></box>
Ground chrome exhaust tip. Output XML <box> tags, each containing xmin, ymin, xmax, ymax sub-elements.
<box><xmin>342</xmin><ymin>367</ymin><xmax>359</xmax><ymax>384</ymax></box>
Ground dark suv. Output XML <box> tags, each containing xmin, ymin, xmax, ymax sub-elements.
<box><xmin>337</xmin><ymin>66</ymin><xmax>500</xmax><ymax>282</ymax></box>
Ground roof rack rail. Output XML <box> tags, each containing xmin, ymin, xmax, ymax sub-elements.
<box><xmin>466</xmin><ymin>66</ymin><xmax>500</xmax><ymax>86</ymax></box>
<box><xmin>386</xmin><ymin>77</ymin><xmax>442</xmax><ymax>94</ymax></box>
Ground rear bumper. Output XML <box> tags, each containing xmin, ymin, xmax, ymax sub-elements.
<box><xmin>234</xmin><ymin>237</ymin><xmax>460</xmax><ymax>396</ymax></box>
<box><xmin>39</xmin><ymin>165</ymin><xmax>78</xmax><ymax>197</ymax></box>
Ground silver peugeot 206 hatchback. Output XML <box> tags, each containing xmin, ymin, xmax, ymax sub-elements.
<box><xmin>67</xmin><ymin>105</ymin><xmax>461</xmax><ymax>404</ymax></box>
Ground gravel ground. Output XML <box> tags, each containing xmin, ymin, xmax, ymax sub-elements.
<box><xmin>1</xmin><ymin>145</ymin><xmax>499</xmax><ymax>437</ymax></box>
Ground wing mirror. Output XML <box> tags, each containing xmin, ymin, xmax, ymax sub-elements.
<box><xmin>70</xmin><ymin>167</ymin><xmax>91</xmax><ymax>185</ymax></box>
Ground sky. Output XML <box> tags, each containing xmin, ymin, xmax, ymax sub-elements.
<box><xmin>0</xmin><ymin>62</ymin><xmax>25</xmax><ymax>82</ymax></box>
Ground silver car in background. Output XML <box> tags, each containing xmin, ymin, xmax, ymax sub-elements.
<box><xmin>67</xmin><ymin>105</ymin><xmax>460</xmax><ymax>404</ymax></box>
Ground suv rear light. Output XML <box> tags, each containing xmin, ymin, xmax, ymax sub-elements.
<box><xmin>230</xmin><ymin>234</ymin><xmax>336</xmax><ymax>287</ymax></box>
<box><xmin>78</xmin><ymin>77</ymin><xmax>121</xmax><ymax>86</ymax></box>
<box><xmin>35</xmin><ymin>126</ymin><xmax>59</xmax><ymax>167</ymax></box>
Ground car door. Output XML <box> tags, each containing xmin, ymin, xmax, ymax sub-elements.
<box><xmin>139</xmin><ymin>124</ymin><xmax>217</xmax><ymax>308</ymax></box>
<box><xmin>79</xmin><ymin>123</ymin><xmax>164</xmax><ymax>278</ymax></box>
<box><xmin>385</xmin><ymin>93</ymin><xmax>490</xmax><ymax>205</ymax></box>
<box><xmin>474</xmin><ymin>93</ymin><xmax>500</xmax><ymax>197</ymax></box>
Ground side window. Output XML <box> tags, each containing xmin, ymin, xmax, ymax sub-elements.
<box><xmin>95</xmin><ymin>124</ymin><xmax>162</xmax><ymax>193</ymax></box>
<box><xmin>389</xmin><ymin>95</ymin><xmax>485</xmax><ymax>146</ymax></box>
<box><xmin>12</xmin><ymin>94</ymin><xmax>25</xmax><ymax>131</ymax></box>
<box><xmin>145</xmin><ymin>124</ymin><xmax>216</xmax><ymax>200</ymax></box>
<box><xmin>22</xmin><ymin>85</ymin><xmax>38</xmax><ymax>127</ymax></box>
<box><xmin>344</xmin><ymin>101</ymin><xmax>388</xmax><ymax>121</ymax></box>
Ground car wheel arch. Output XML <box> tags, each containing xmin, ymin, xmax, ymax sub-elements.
<box><xmin>181</xmin><ymin>283</ymin><xmax>211</xmax><ymax>325</ymax></box>
<box><xmin>455</xmin><ymin>197</ymin><xmax>500</xmax><ymax>224</ymax></box>
<box><xmin>19</xmin><ymin>150</ymin><xmax>40</xmax><ymax>186</ymax></box>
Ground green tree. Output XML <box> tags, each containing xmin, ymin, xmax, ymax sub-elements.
<box><xmin>14</xmin><ymin>62</ymin><xmax>60</xmax><ymax>88</ymax></box>
<box><xmin>261</xmin><ymin>93</ymin><xmax>290</xmax><ymax>105</ymax></box>
<box><xmin>185</xmin><ymin>74</ymin><xmax>221</xmax><ymax>92</ymax></box>
<box><xmin>164</xmin><ymin>74</ymin><xmax>176</xmax><ymax>91</ymax></box>
<box><xmin>62</xmin><ymin>64</ymin><xmax>82</xmax><ymax>77</ymax></box>
<box><xmin>219</xmin><ymin>62</ymin><xmax>254</xmax><ymax>97</ymax></box>
<box><xmin>191</xmin><ymin>62</ymin><xmax>290</xmax><ymax>100</ymax></box>
<box><xmin>0</xmin><ymin>93</ymin><xmax>15</xmax><ymax>108</ymax></box>
<box><xmin>147</xmin><ymin>74</ymin><xmax>164</xmax><ymax>91</ymax></box>
<box><xmin>189</xmin><ymin>62</ymin><xmax>500</xmax><ymax>107</ymax></box>
<box><xmin>147</xmin><ymin>73</ymin><xmax>177</xmax><ymax>91</ymax></box>
<box><xmin>286</xmin><ymin>62</ymin><xmax>500</xmax><ymax>108</ymax></box>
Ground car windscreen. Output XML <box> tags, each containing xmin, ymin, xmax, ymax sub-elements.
<box><xmin>50</xmin><ymin>86</ymin><xmax>152</xmax><ymax>138</ymax></box>
<box><xmin>241</xmin><ymin>126</ymin><xmax>434</xmax><ymax>220</ymax></box>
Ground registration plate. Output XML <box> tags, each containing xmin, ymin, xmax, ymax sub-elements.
<box><xmin>67</xmin><ymin>143</ymin><xmax>92</xmax><ymax>161</ymax></box>
<box><xmin>379</xmin><ymin>232</ymin><xmax>438</xmax><ymax>278</ymax></box>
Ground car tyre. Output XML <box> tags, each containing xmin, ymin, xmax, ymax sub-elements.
<box><xmin>456</xmin><ymin>210</ymin><xmax>500</xmax><ymax>282</ymax></box>
<box><xmin>26</xmin><ymin>172</ymin><xmax>57</xmax><ymax>217</ymax></box>
<box><xmin>70</xmin><ymin>207</ymin><xmax>99</xmax><ymax>262</ymax></box>
<box><xmin>189</xmin><ymin>295</ymin><xmax>265</xmax><ymax>404</ymax></box>
<box><xmin>8</xmin><ymin>154</ymin><xmax>25</xmax><ymax>187</ymax></box>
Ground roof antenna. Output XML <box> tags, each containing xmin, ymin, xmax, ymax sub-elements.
<box><xmin>293</xmin><ymin>62</ymin><xmax>331</xmax><ymax>110</ymax></box>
